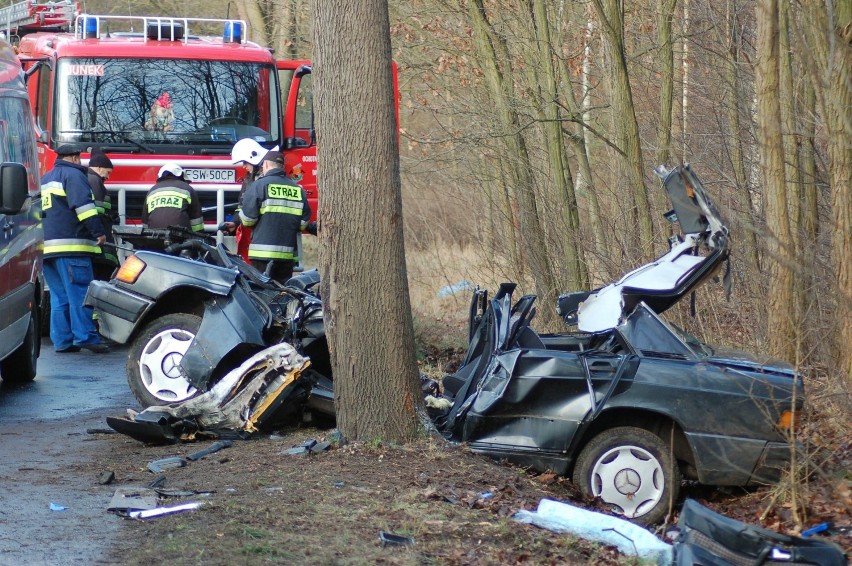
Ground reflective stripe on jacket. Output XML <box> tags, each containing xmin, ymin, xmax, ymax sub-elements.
<box><xmin>88</xmin><ymin>170</ymin><xmax>119</xmax><ymax>267</ymax></box>
<box><xmin>41</xmin><ymin>160</ymin><xmax>104</xmax><ymax>259</ymax></box>
<box><xmin>142</xmin><ymin>178</ymin><xmax>204</xmax><ymax>232</ymax></box>
<box><xmin>239</xmin><ymin>168</ymin><xmax>310</xmax><ymax>261</ymax></box>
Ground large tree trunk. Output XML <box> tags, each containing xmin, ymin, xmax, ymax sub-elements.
<box><xmin>591</xmin><ymin>0</ymin><xmax>656</xmax><ymax>260</ymax></box>
<box><xmin>755</xmin><ymin>0</ymin><xmax>796</xmax><ymax>358</ymax></box>
<box><xmin>313</xmin><ymin>0</ymin><xmax>422</xmax><ymax>442</ymax></box>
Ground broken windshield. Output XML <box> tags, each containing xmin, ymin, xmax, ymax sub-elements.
<box><xmin>54</xmin><ymin>57</ymin><xmax>280</xmax><ymax>149</ymax></box>
<box><xmin>618</xmin><ymin>303</ymin><xmax>705</xmax><ymax>360</ymax></box>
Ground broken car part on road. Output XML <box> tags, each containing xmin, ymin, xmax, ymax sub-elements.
<box><xmin>106</xmin><ymin>343</ymin><xmax>312</xmax><ymax>443</ymax></box>
<box><xmin>86</xmin><ymin>226</ymin><xmax>333</xmax><ymax>427</ymax></box>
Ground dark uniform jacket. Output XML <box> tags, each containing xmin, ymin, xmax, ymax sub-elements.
<box><xmin>142</xmin><ymin>177</ymin><xmax>204</xmax><ymax>231</ymax></box>
<box><xmin>88</xmin><ymin>170</ymin><xmax>119</xmax><ymax>267</ymax></box>
<box><xmin>41</xmin><ymin>160</ymin><xmax>104</xmax><ymax>259</ymax></box>
<box><xmin>239</xmin><ymin>167</ymin><xmax>310</xmax><ymax>261</ymax></box>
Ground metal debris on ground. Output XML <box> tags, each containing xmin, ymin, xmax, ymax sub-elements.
<box><xmin>147</xmin><ymin>456</ymin><xmax>186</xmax><ymax>473</ymax></box>
<box><xmin>378</xmin><ymin>531</ymin><xmax>415</xmax><ymax>547</ymax></box>
<box><xmin>186</xmin><ymin>440</ymin><xmax>233</xmax><ymax>461</ymax></box>
<box><xmin>107</xmin><ymin>487</ymin><xmax>159</xmax><ymax>515</ymax></box>
<box><xmin>98</xmin><ymin>471</ymin><xmax>115</xmax><ymax>485</ymax></box>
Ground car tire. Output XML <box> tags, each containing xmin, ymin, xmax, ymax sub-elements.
<box><xmin>573</xmin><ymin>426</ymin><xmax>681</xmax><ymax>525</ymax></box>
<box><xmin>1</xmin><ymin>301</ymin><xmax>40</xmax><ymax>385</ymax></box>
<box><xmin>127</xmin><ymin>313</ymin><xmax>202</xmax><ymax>408</ymax></box>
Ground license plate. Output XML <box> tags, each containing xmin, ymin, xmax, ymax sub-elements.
<box><xmin>183</xmin><ymin>168</ymin><xmax>236</xmax><ymax>183</ymax></box>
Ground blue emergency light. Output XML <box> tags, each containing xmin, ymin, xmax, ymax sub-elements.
<box><xmin>224</xmin><ymin>21</ymin><xmax>242</xmax><ymax>44</ymax></box>
<box><xmin>83</xmin><ymin>16</ymin><xmax>98</xmax><ymax>39</ymax></box>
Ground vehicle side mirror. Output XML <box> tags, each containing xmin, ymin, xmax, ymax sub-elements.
<box><xmin>0</xmin><ymin>162</ymin><xmax>30</xmax><ymax>213</ymax></box>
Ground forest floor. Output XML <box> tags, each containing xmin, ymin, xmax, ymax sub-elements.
<box><xmin>83</xmin><ymin>343</ymin><xmax>851</xmax><ymax>565</ymax></box>
<box><xmin>87</xmin><ymin>417</ymin><xmax>850</xmax><ymax>565</ymax></box>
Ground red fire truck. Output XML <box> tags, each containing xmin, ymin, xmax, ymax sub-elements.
<box><xmin>4</xmin><ymin>1</ymin><xmax>320</xmax><ymax>235</ymax></box>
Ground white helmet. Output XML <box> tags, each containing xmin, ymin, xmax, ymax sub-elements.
<box><xmin>158</xmin><ymin>162</ymin><xmax>183</xmax><ymax>179</ymax></box>
<box><xmin>231</xmin><ymin>138</ymin><xmax>269</xmax><ymax>166</ymax></box>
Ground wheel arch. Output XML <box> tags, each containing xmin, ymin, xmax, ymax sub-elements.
<box><xmin>570</xmin><ymin>408</ymin><xmax>697</xmax><ymax>480</ymax></box>
<box><xmin>130</xmin><ymin>286</ymin><xmax>209</xmax><ymax>341</ymax></box>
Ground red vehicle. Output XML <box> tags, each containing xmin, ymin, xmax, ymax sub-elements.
<box><xmin>7</xmin><ymin>3</ymin><xmax>320</xmax><ymax>236</ymax></box>
<box><xmin>0</xmin><ymin>32</ymin><xmax>43</xmax><ymax>384</ymax></box>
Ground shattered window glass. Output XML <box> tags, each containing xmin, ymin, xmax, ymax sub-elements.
<box><xmin>618</xmin><ymin>304</ymin><xmax>697</xmax><ymax>360</ymax></box>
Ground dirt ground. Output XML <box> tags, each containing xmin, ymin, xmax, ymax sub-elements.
<box><xmin>84</xmin><ymin>419</ymin><xmax>850</xmax><ymax>566</ymax></box>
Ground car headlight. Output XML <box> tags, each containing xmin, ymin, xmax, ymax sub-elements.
<box><xmin>115</xmin><ymin>255</ymin><xmax>146</xmax><ymax>284</ymax></box>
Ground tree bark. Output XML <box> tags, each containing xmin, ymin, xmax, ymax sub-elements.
<box><xmin>755</xmin><ymin>0</ymin><xmax>797</xmax><ymax>358</ymax></box>
<box><xmin>313</xmin><ymin>0</ymin><xmax>422</xmax><ymax>442</ymax></box>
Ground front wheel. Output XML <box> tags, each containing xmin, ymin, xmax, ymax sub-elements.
<box><xmin>127</xmin><ymin>313</ymin><xmax>202</xmax><ymax>407</ymax></box>
<box><xmin>572</xmin><ymin>426</ymin><xmax>680</xmax><ymax>525</ymax></box>
<box><xmin>0</xmin><ymin>301</ymin><xmax>40</xmax><ymax>385</ymax></box>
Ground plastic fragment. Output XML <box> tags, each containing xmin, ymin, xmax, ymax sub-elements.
<box><xmin>49</xmin><ymin>502</ymin><xmax>67</xmax><ymax>512</ymax></box>
<box><xmin>513</xmin><ymin>499</ymin><xmax>672</xmax><ymax>566</ymax></box>
<box><xmin>147</xmin><ymin>456</ymin><xmax>186</xmax><ymax>473</ymax></box>
<box><xmin>128</xmin><ymin>502</ymin><xmax>202</xmax><ymax>519</ymax></box>
<box><xmin>186</xmin><ymin>440</ymin><xmax>233</xmax><ymax>461</ymax></box>
<box><xmin>379</xmin><ymin>531</ymin><xmax>415</xmax><ymax>547</ymax></box>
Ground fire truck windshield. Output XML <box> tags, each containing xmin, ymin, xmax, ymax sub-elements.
<box><xmin>54</xmin><ymin>57</ymin><xmax>280</xmax><ymax>152</ymax></box>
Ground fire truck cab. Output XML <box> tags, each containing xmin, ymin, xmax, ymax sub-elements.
<box><xmin>6</xmin><ymin>2</ymin><xmax>318</xmax><ymax>234</ymax></box>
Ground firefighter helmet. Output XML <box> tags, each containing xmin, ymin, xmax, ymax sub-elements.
<box><xmin>231</xmin><ymin>138</ymin><xmax>268</xmax><ymax>166</ymax></box>
<box><xmin>158</xmin><ymin>162</ymin><xmax>184</xmax><ymax>179</ymax></box>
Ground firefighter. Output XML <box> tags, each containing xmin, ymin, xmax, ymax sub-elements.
<box><xmin>221</xmin><ymin>138</ymin><xmax>272</xmax><ymax>235</ymax></box>
<box><xmin>239</xmin><ymin>150</ymin><xmax>311</xmax><ymax>284</ymax></box>
<box><xmin>87</xmin><ymin>149</ymin><xmax>119</xmax><ymax>280</ymax></box>
<box><xmin>142</xmin><ymin>162</ymin><xmax>203</xmax><ymax>232</ymax></box>
<box><xmin>41</xmin><ymin>143</ymin><xmax>109</xmax><ymax>354</ymax></box>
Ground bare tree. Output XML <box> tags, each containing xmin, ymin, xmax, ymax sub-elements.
<box><xmin>755</xmin><ymin>0</ymin><xmax>796</xmax><ymax>357</ymax></box>
<box><xmin>313</xmin><ymin>0</ymin><xmax>423</xmax><ymax>442</ymax></box>
<box><xmin>794</xmin><ymin>0</ymin><xmax>852</xmax><ymax>385</ymax></box>
<box><xmin>655</xmin><ymin>0</ymin><xmax>679</xmax><ymax>166</ymax></box>
<box><xmin>591</xmin><ymin>0</ymin><xmax>657</xmax><ymax>260</ymax></box>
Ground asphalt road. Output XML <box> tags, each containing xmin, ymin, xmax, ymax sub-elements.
<box><xmin>0</xmin><ymin>338</ymin><xmax>137</xmax><ymax>566</ymax></box>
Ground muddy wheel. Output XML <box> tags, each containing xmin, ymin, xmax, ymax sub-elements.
<box><xmin>127</xmin><ymin>313</ymin><xmax>202</xmax><ymax>407</ymax></box>
<box><xmin>572</xmin><ymin>426</ymin><xmax>680</xmax><ymax>525</ymax></box>
<box><xmin>0</xmin><ymin>301</ymin><xmax>39</xmax><ymax>385</ymax></box>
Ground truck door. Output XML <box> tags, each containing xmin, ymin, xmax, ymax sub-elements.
<box><xmin>277</xmin><ymin>61</ymin><xmax>316</xmax><ymax>222</ymax></box>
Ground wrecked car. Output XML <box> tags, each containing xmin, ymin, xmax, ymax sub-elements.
<box><xmin>84</xmin><ymin>227</ymin><xmax>333</xmax><ymax>422</ymax></box>
<box><xmin>429</xmin><ymin>165</ymin><xmax>804</xmax><ymax>525</ymax></box>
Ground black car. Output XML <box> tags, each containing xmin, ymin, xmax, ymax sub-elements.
<box><xmin>430</xmin><ymin>165</ymin><xmax>803</xmax><ymax>525</ymax></box>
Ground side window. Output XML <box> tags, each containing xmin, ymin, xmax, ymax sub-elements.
<box><xmin>0</xmin><ymin>96</ymin><xmax>40</xmax><ymax>193</ymax></box>
<box><xmin>37</xmin><ymin>64</ymin><xmax>50</xmax><ymax>133</ymax></box>
<box><xmin>294</xmin><ymin>73</ymin><xmax>312</xmax><ymax>130</ymax></box>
